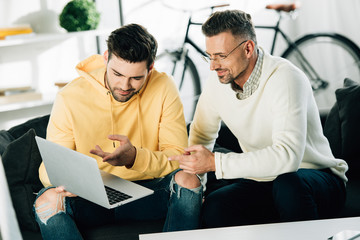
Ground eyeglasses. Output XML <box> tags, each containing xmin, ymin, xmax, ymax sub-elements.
<box><xmin>201</xmin><ymin>40</ymin><xmax>248</xmax><ymax>63</ymax></box>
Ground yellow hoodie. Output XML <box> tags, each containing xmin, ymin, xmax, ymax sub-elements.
<box><xmin>39</xmin><ymin>55</ymin><xmax>187</xmax><ymax>187</ymax></box>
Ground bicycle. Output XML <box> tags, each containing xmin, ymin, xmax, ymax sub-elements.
<box><xmin>155</xmin><ymin>2</ymin><xmax>360</xmax><ymax>121</ymax></box>
<box><xmin>261</xmin><ymin>3</ymin><xmax>360</xmax><ymax>111</ymax></box>
<box><xmin>155</xmin><ymin>3</ymin><xmax>226</xmax><ymax>122</ymax></box>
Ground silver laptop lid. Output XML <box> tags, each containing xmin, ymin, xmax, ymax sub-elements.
<box><xmin>35</xmin><ymin>136</ymin><xmax>111</xmax><ymax>208</ymax></box>
<box><xmin>35</xmin><ymin>136</ymin><xmax>154</xmax><ymax>209</ymax></box>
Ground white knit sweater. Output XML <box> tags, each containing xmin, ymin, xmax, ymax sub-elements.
<box><xmin>190</xmin><ymin>49</ymin><xmax>348</xmax><ymax>182</ymax></box>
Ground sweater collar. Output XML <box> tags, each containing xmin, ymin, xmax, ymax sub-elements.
<box><xmin>236</xmin><ymin>48</ymin><xmax>264</xmax><ymax>100</ymax></box>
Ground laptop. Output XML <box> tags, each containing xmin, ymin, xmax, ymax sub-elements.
<box><xmin>35</xmin><ymin>136</ymin><xmax>154</xmax><ymax>209</ymax></box>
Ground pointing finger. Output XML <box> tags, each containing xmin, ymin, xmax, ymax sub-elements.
<box><xmin>90</xmin><ymin>145</ymin><xmax>107</xmax><ymax>158</ymax></box>
<box><xmin>184</xmin><ymin>145</ymin><xmax>204</xmax><ymax>152</ymax></box>
<box><xmin>168</xmin><ymin>155</ymin><xmax>187</xmax><ymax>161</ymax></box>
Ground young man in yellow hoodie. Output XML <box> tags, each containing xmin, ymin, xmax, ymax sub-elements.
<box><xmin>33</xmin><ymin>24</ymin><xmax>202</xmax><ymax>239</ymax></box>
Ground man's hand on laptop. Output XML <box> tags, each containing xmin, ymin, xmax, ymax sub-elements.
<box><xmin>55</xmin><ymin>186</ymin><xmax>77</xmax><ymax>197</ymax></box>
<box><xmin>90</xmin><ymin>134</ymin><xmax>136</xmax><ymax>168</ymax></box>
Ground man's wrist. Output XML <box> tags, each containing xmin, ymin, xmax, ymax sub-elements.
<box><xmin>211</xmin><ymin>152</ymin><xmax>216</xmax><ymax>172</ymax></box>
<box><xmin>125</xmin><ymin>146</ymin><xmax>136</xmax><ymax>169</ymax></box>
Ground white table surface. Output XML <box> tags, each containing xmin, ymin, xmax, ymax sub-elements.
<box><xmin>140</xmin><ymin>217</ymin><xmax>360</xmax><ymax>240</ymax></box>
<box><xmin>0</xmin><ymin>156</ymin><xmax>23</xmax><ymax>240</ymax></box>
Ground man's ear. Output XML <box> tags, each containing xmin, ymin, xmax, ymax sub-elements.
<box><xmin>148</xmin><ymin>62</ymin><xmax>154</xmax><ymax>72</ymax></box>
<box><xmin>245</xmin><ymin>40</ymin><xmax>255</xmax><ymax>57</ymax></box>
<box><xmin>103</xmin><ymin>50</ymin><xmax>109</xmax><ymax>64</ymax></box>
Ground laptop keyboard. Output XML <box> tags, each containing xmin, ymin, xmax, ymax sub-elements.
<box><xmin>105</xmin><ymin>186</ymin><xmax>133</xmax><ymax>205</ymax></box>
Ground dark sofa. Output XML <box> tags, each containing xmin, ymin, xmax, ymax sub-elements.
<box><xmin>1</xmin><ymin>79</ymin><xmax>360</xmax><ymax>240</ymax></box>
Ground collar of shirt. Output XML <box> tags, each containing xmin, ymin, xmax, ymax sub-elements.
<box><xmin>236</xmin><ymin>48</ymin><xmax>264</xmax><ymax>100</ymax></box>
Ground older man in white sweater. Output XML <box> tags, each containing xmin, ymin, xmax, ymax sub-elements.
<box><xmin>169</xmin><ymin>9</ymin><xmax>348</xmax><ymax>227</ymax></box>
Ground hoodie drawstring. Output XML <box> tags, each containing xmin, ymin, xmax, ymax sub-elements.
<box><xmin>137</xmin><ymin>93</ymin><xmax>143</xmax><ymax>149</ymax></box>
<box><xmin>107</xmin><ymin>91</ymin><xmax>116</xmax><ymax>148</ymax></box>
<box><xmin>108</xmin><ymin>90</ymin><xmax>143</xmax><ymax>149</ymax></box>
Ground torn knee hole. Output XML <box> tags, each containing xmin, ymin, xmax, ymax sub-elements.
<box><xmin>174</xmin><ymin>171</ymin><xmax>201</xmax><ymax>189</ymax></box>
<box><xmin>35</xmin><ymin>193</ymin><xmax>65</xmax><ymax>222</ymax></box>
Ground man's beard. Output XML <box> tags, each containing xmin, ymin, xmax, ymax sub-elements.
<box><xmin>110</xmin><ymin>87</ymin><xmax>137</xmax><ymax>102</ymax></box>
<box><xmin>217</xmin><ymin>69</ymin><xmax>244</xmax><ymax>92</ymax></box>
<box><xmin>106</xmin><ymin>75</ymin><xmax>138</xmax><ymax>102</ymax></box>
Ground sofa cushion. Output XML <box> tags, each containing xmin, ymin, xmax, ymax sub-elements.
<box><xmin>1</xmin><ymin>128</ymin><xmax>43</xmax><ymax>232</ymax></box>
<box><xmin>0</xmin><ymin>130</ymin><xmax>15</xmax><ymax>155</ymax></box>
<box><xmin>324</xmin><ymin>78</ymin><xmax>360</xmax><ymax>179</ymax></box>
<box><xmin>7</xmin><ymin>115</ymin><xmax>49</xmax><ymax>139</ymax></box>
<box><xmin>215</xmin><ymin>122</ymin><xmax>242</xmax><ymax>153</ymax></box>
<box><xmin>323</xmin><ymin>102</ymin><xmax>342</xmax><ymax>158</ymax></box>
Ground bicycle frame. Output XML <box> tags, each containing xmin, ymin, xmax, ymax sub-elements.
<box><xmin>157</xmin><ymin>3</ymin><xmax>360</xmax><ymax>115</ymax></box>
<box><xmin>172</xmin><ymin>5</ymin><xmax>334</xmax><ymax>92</ymax></box>
<box><xmin>172</xmin><ymin>16</ymin><xmax>207</xmax><ymax>90</ymax></box>
<box><xmin>181</xmin><ymin>5</ymin><xmax>228</xmax><ymax>58</ymax></box>
<box><xmin>183</xmin><ymin>10</ymin><xmax>320</xmax><ymax>81</ymax></box>
<box><xmin>255</xmin><ymin>12</ymin><xmax>323</xmax><ymax>87</ymax></box>
<box><xmin>183</xmin><ymin>17</ymin><xmax>207</xmax><ymax>57</ymax></box>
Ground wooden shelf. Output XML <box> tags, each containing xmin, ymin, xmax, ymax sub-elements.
<box><xmin>0</xmin><ymin>91</ymin><xmax>42</xmax><ymax>105</ymax></box>
<box><xmin>0</xmin><ymin>29</ymin><xmax>112</xmax><ymax>48</ymax></box>
<box><xmin>0</xmin><ymin>86</ymin><xmax>32</xmax><ymax>96</ymax></box>
<box><xmin>0</xmin><ymin>93</ymin><xmax>54</xmax><ymax>113</ymax></box>
<box><xmin>0</xmin><ymin>29</ymin><xmax>112</xmax><ymax>113</ymax></box>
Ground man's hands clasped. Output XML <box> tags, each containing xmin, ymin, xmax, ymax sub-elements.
<box><xmin>90</xmin><ymin>135</ymin><xmax>136</xmax><ymax>168</ymax></box>
<box><xmin>168</xmin><ymin>145</ymin><xmax>216</xmax><ymax>175</ymax></box>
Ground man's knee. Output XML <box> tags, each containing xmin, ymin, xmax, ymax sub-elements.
<box><xmin>35</xmin><ymin>188</ymin><xmax>66</xmax><ymax>224</ymax></box>
<box><xmin>273</xmin><ymin>171</ymin><xmax>318</xmax><ymax>221</ymax></box>
<box><xmin>174</xmin><ymin>170</ymin><xmax>201</xmax><ymax>189</ymax></box>
<box><xmin>273</xmin><ymin>171</ymin><xmax>307</xmax><ymax>196</ymax></box>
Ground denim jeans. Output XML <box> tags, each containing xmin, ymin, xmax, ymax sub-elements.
<box><xmin>33</xmin><ymin>170</ymin><xmax>203</xmax><ymax>240</ymax></box>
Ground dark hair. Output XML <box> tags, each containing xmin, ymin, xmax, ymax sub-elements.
<box><xmin>106</xmin><ymin>24</ymin><xmax>158</xmax><ymax>69</ymax></box>
<box><xmin>202</xmin><ymin>10</ymin><xmax>257</xmax><ymax>46</ymax></box>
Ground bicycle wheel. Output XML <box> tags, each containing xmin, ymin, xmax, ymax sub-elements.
<box><xmin>282</xmin><ymin>33</ymin><xmax>360</xmax><ymax>111</ymax></box>
<box><xmin>155</xmin><ymin>50</ymin><xmax>201</xmax><ymax>122</ymax></box>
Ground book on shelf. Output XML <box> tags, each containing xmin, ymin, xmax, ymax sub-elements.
<box><xmin>0</xmin><ymin>25</ymin><xmax>33</xmax><ymax>40</ymax></box>
<box><xmin>0</xmin><ymin>87</ymin><xmax>42</xmax><ymax>105</ymax></box>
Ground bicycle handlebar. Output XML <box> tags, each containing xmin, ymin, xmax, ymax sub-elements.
<box><xmin>265</xmin><ymin>3</ymin><xmax>300</xmax><ymax>13</ymax></box>
<box><xmin>161</xmin><ymin>1</ymin><xmax>230</xmax><ymax>13</ymax></box>
<box><xmin>211</xmin><ymin>4</ymin><xmax>230</xmax><ymax>9</ymax></box>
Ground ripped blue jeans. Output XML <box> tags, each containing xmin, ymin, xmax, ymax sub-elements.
<box><xmin>33</xmin><ymin>170</ymin><xmax>203</xmax><ymax>240</ymax></box>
